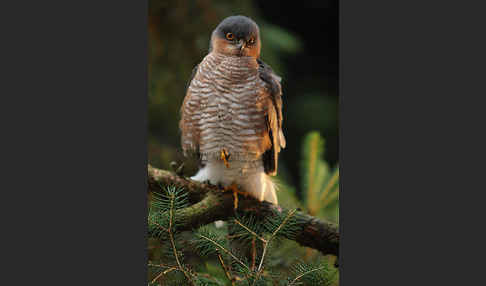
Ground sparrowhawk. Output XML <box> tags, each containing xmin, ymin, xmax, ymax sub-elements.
<box><xmin>179</xmin><ymin>15</ymin><xmax>286</xmax><ymax>206</ymax></box>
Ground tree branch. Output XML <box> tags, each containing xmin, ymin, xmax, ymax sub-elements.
<box><xmin>148</xmin><ymin>164</ymin><xmax>339</xmax><ymax>257</ymax></box>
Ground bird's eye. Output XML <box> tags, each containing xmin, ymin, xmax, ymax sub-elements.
<box><xmin>226</xmin><ymin>33</ymin><xmax>234</xmax><ymax>40</ymax></box>
<box><xmin>248</xmin><ymin>37</ymin><xmax>255</xmax><ymax>45</ymax></box>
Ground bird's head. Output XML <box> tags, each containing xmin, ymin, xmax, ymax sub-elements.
<box><xmin>210</xmin><ymin>15</ymin><xmax>261</xmax><ymax>58</ymax></box>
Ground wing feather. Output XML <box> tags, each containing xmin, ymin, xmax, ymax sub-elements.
<box><xmin>179</xmin><ymin>64</ymin><xmax>200</xmax><ymax>157</ymax></box>
<box><xmin>258</xmin><ymin>59</ymin><xmax>286</xmax><ymax>175</ymax></box>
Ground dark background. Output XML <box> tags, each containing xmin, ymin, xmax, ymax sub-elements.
<box><xmin>148</xmin><ymin>0</ymin><xmax>339</xmax><ymax>193</ymax></box>
<box><xmin>257</xmin><ymin>0</ymin><xmax>339</xmax><ymax>186</ymax></box>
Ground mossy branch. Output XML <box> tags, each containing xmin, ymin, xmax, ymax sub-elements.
<box><xmin>148</xmin><ymin>164</ymin><xmax>339</xmax><ymax>258</ymax></box>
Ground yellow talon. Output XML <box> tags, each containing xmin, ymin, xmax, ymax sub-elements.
<box><xmin>223</xmin><ymin>183</ymin><xmax>246</xmax><ymax>210</ymax></box>
<box><xmin>220</xmin><ymin>148</ymin><xmax>230</xmax><ymax>168</ymax></box>
<box><xmin>233</xmin><ymin>191</ymin><xmax>238</xmax><ymax>210</ymax></box>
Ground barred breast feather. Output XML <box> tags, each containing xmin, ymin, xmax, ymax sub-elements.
<box><xmin>180</xmin><ymin>52</ymin><xmax>273</xmax><ymax>162</ymax></box>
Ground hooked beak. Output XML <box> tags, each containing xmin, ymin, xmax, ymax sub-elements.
<box><xmin>237</xmin><ymin>39</ymin><xmax>246</xmax><ymax>51</ymax></box>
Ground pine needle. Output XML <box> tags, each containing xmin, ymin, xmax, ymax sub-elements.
<box><xmin>287</xmin><ymin>265</ymin><xmax>327</xmax><ymax>286</ymax></box>
<box><xmin>232</xmin><ymin>218</ymin><xmax>267</xmax><ymax>243</ymax></box>
<box><xmin>301</xmin><ymin>132</ymin><xmax>326</xmax><ymax>215</ymax></box>
<box><xmin>319</xmin><ymin>166</ymin><xmax>339</xmax><ymax>203</ymax></box>
<box><xmin>195</xmin><ymin>232</ymin><xmax>250</xmax><ymax>272</ymax></box>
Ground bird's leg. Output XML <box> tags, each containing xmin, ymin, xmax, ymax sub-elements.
<box><xmin>223</xmin><ymin>183</ymin><xmax>247</xmax><ymax>210</ymax></box>
<box><xmin>220</xmin><ymin>148</ymin><xmax>230</xmax><ymax>168</ymax></box>
<box><xmin>219</xmin><ymin>148</ymin><xmax>247</xmax><ymax>209</ymax></box>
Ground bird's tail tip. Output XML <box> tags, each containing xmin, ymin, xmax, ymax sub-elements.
<box><xmin>260</xmin><ymin>174</ymin><xmax>279</xmax><ymax>205</ymax></box>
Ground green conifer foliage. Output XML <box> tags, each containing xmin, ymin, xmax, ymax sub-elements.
<box><xmin>300</xmin><ymin>132</ymin><xmax>339</xmax><ymax>223</ymax></box>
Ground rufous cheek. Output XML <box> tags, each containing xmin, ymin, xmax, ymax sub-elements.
<box><xmin>212</xmin><ymin>38</ymin><xmax>237</xmax><ymax>55</ymax></box>
<box><xmin>245</xmin><ymin>40</ymin><xmax>261</xmax><ymax>58</ymax></box>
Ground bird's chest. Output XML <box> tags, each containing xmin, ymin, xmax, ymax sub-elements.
<box><xmin>194</xmin><ymin>56</ymin><xmax>268</xmax><ymax>159</ymax></box>
<box><xmin>201</xmin><ymin>62</ymin><xmax>265</xmax><ymax>123</ymax></box>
